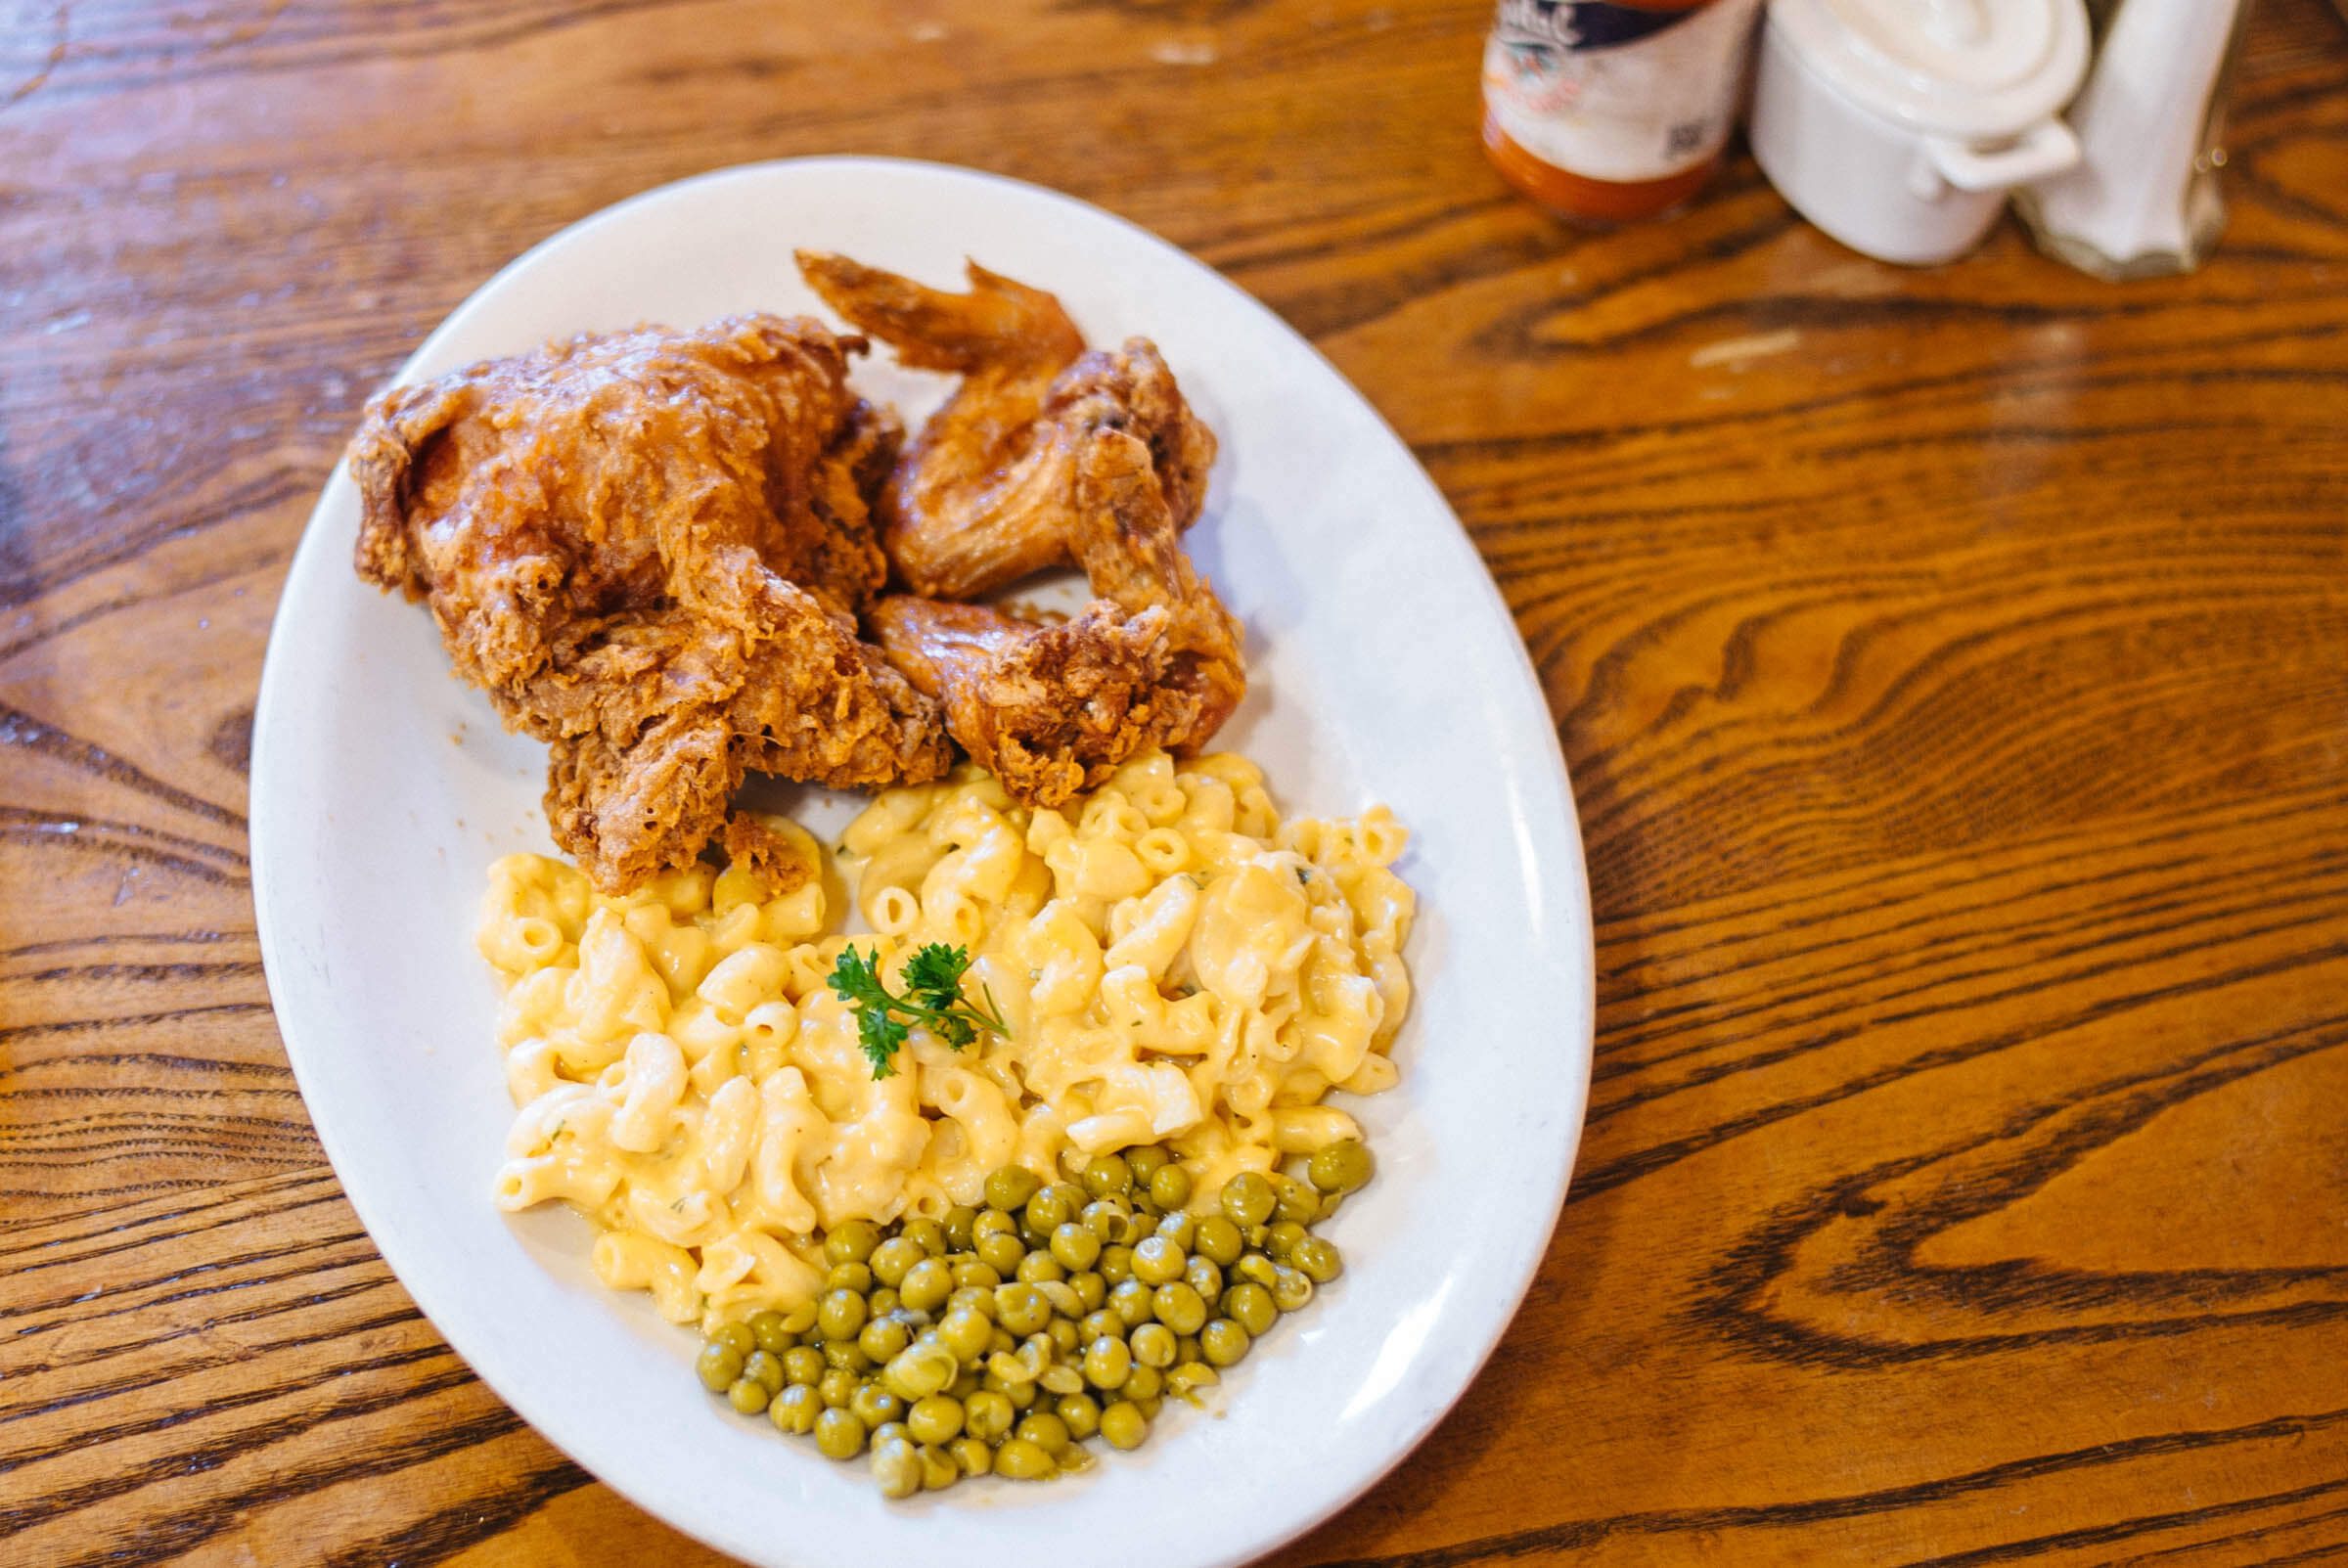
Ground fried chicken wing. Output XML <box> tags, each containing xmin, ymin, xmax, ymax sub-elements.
<box><xmin>349</xmin><ymin>313</ymin><xmax>949</xmax><ymax>891</ymax></box>
<box><xmin>807</xmin><ymin>255</ymin><xmax>1244</xmax><ymax>807</ymax></box>
<box><xmin>797</xmin><ymin>251</ymin><xmax>1215</xmax><ymax>600</ymax></box>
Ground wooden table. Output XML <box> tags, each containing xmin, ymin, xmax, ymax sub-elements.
<box><xmin>7</xmin><ymin>2</ymin><xmax>2346</xmax><ymax>1562</ymax></box>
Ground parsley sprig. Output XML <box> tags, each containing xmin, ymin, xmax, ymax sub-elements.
<box><xmin>829</xmin><ymin>942</ymin><xmax>1008</xmax><ymax>1079</ymax></box>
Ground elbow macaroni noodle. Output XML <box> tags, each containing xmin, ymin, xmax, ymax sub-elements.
<box><xmin>480</xmin><ymin>750</ymin><xmax>1415</xmax><ymax>1331</ymax></box>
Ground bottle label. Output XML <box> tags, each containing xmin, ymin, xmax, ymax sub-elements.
<box><xmin>1484</xmin><ymin>0</ymin><xmax>1761</xmax><ymax>185</ymax></box>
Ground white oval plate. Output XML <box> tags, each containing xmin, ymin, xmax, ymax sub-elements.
<box><xmin>251</xmin><ymin>157</ymin><xmax>1591</xmax><ymax>1568</ymax></box>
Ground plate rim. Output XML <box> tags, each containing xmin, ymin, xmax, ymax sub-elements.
<box><xmin>250</xmin><ymin>154</ymin><xmax>1594</xmax><ymax>1568</ymax></box>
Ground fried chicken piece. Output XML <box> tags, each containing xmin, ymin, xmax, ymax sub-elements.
<box><xmin>349</xmin><ymin>313</ymin><xmax>949</xmax><ymax>891</ymax></box>
<box><xmin>856</xmin><ymin>344</ymin><xmax>1244</xmax><ymax>805</ymax></box>
<box><xmin>798</xmin><ymin>251</ymin><xmax>1216</xmax><ymax>599</ymax></box>
<box><xmin>798</xmin><ymin>252</ymin><xmax>1242</xmax><ymax>806</ymax></box>
<box><xmin>869</xmin><ymin>597</ymin><xmax>1195</xmax><ymax>808</ymax></box>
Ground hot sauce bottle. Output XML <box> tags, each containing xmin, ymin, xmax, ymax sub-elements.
<box><xmin>1482</xmin><ymin>0</ymin><xmax>1763</xmax><ymax>225</ymax></box>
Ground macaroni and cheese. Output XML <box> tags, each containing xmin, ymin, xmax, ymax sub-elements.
<box><xmin>480</xmin><ymin>749</ymin><xmax>1414</xmax><ymax>1331</ymax></box>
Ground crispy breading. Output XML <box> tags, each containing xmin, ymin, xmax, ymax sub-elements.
<box><xmin>803</xmin><ymin>255</ymin><xmax>1242</xmax><ymax>801</ymax></box>
<box><xmin>349</xmin><ymin>313</ymin><xmax>948</xmax><ymax>891</ymax></box>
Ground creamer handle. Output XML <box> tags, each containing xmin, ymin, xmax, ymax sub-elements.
<box><xmin>1926</xmin><ymin>118</ymin><xmax>2082</xmax><ymax>192</ymax></box>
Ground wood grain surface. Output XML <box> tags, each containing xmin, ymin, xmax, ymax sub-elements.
<box><xmin>5</xmin><ymin>1</ymin><xmax>2346</xmax><ymax>1563</ymax></box>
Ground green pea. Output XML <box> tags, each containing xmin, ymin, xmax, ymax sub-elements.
<box><xmin>1071</xmin><ymin>1270</ymin><xmax>1106</xmax><ymax>1312</ymax></box>
<box><xmin>1224</xmin><ymin>1281</ymin><xmax>1277</xmax><ymax>1336</ymax></box>
<box><xmin>1154</xmin><ymin>1210</ymin><xmax>1197</xmax><ymax>1249</ymax></box>
<box><xmin>1132</xmin><ymin>1235</ymin><xmax>1186</xmax><ymax>1285</ymax></box>
<box><xmin>859</xmin><ymin>1316</ymin><xmax>911</xmax><ymax>1364</ymax></box>
<box><xmin>1078</xmin><ymin>1308</ymin><xmax>1123</xmax><ymax>1344</ymax></box>
<box><xmin>708</xmin><ymin>1321</ymin><xmax>753</xmax><ymax>1359</ymax></box>
<box><xmin>1080</xmin><ymin>1154</ymin><xmax>1132</xmax><ymax>1199</ymax></box>
<box><xmin>920</xmin><ymin>1442</ymin><xmax>960</xmax><ymax>1492</ymax></box>
<box><xmin>1234</xmin><ymin>1253</ymin><xmax>1280</xmax><ymax>1290</ymax></box>
<box><xmin>993</xmin><ymin>1436</ymin><xmax>1055</xmax><ymax>1480</ymax></box>
<box><xmin>1193</xmin><ymin>1215</ymin><xmax>1243</xmax><ymax>1266</ymax></box>
<box><xmin>947</xmin><ymin>1284</ymin><xmax>997</xmax><ymax>1319</ymax></box>
<box><xmin>1099</xmin><ymin>1243</ymin><xmax>1135</xmax><ymax>1285</ymax></box>
<box><xmin>1167</xmin><ymin>1361</ymin><xmax>1219</xmax><ymax>1403</ymax></box>
<box><xmin>813</xmin><ymin>1406</ymin><xmax>866</xmax><ymax>1460</ymax></box>
<box><xmin>1272</xmin><ymin>1265</ymin><xmax>1315</xmax><ymax>1312</ymax></box>
<box><xmin>783</xmin><ymin>1346</ymin><xmax>825</xmax><ymax>1386</ymax></box>
<box><xmin>1016</xmin><ymin>1411</ymin><xmax>1071</xmax><ymax>1455</ymax></box>
<box><xmin>939</xmin><ymin>1307</ymin><xmax>993</xmax><ymax>1362</ymax></box>
<box><xmin>1059</xmin><ymin>1390</ymin><xmax>1102</xmax><ymax>1440</ymax></box>
<box><xmin>696</xmin><ymin>1341</ymin><xmax>745</xmax><ymax>1393</ymax></box>
<box><xmin>976</xmin><ymin>1231</ymin><xmax>1026</xmax><ymax>1275</ymax></box>
<box><xmin>871</xmin><ymin>1436</ymin><xmax>923</xmax><ymax>1499</ymax></box>
<box><xmin>747</xmin><ymin>1311</ymin><xmax>794</xmax><ymax>1356</ymax></box>
<box><xmin>825</xmin><ymin>1261</ymin><xmax>874</xmax><ymax>1295</ymax></box>
<box><xmin>989</xmin><ymin>1282</ymin><xmax>1044</xmax><ymax>1336</ymax></box>
<box><xmin>1266</xmin><ymin>1220</ymin><xmax>1307</xmax><ymax>1260</ymax></box>
<box><xmin>742</xmin><ymin>1349</ymin><xmax>787</xmax><ymax>1395</ymax></box>
<box><xmin>822</xmin><ymin>1339</ymin><xmax>871</xmax><ymax>1373</ymax></box>
<box><xmin>816</xmin><ymin>1288</ymin><xmax>867</xmax><ymax>1341</ymax></box>
<box><xmin>850</xmin><ymin>1382</ymin><xmax>905</xmax><ymax>1431</ymax></box>
<box><xmin>884</xmin><ymin>1340</ymin><xmax>960</xmax><ymax>1401</ymax></box>
<box><xmin>1314</xmin><ymin>1189</ymin><xmax>1346</xmax><ymax>1223</ymax></box>
<box><xmin>1132</xmin><ymin>1393</ymin><xmax>1163</xmax><ymax>1419</ymax></box>
<box><xmin>770</xmin><ymin>1381</ymin><xmax>821</xmax><ymax>1433</ymax></box>
<box><xmin>1049</xmin><ymin>1222</ymin><xmax>1103</xmax><ymax>1272</ymax></box>
<box><xmin>872</xmin><ymin>1420</ymin><xmax>911</xmax><ymax>1451</ymax></box>
<box><xmin>875</xmin><ymin>1289</ymin><xmax>909</xmax><ymax>1321</ymax></box>
<box><xmin>903</xmin><ymin>1217</ymin><xmax>947</xmax><ymax>1256</ymax></box>
<box><xmin>907</xmin><ymin>1394</ymin><xmax>964</xmax><ymax>1444</ymax></box>
<box><xmin>959</xmin><ymin>1252</ymin><xmax>1010</xmax><ymax>1287</ymax></box>
<box><xmin>1273</xmin><ymin>1175</ymin><xmax>1320</xmax><ymax>1225</ymax></box>
<box><xmin>985</xmin><ymin>1165</ymin><xmax>1042</xmax><ymax>1212</ymax></box>
<box><xmin>1129</xmin><ymin>1322</ymin><xmax>1178</xmax><ymax>1368</ymax></box>
<box><xmin>900</xmin><ymin>1257</ymin><xmax>956</xmax><ymax>1313</ymax></box>
<box><xmin>965</xmin><ymin>1388</ymin><xmax>1016</xmax><ymax>1441</ymax></box>
<box><xmin>1023</xmin><ymin>1187</ymin><xmax>1073</xmax><ymax>1234</ymax></box>
<box><xmin>1176</xmin><ymin>1335</ymin><xmax>1201</xmax><ymax>1365</ymax></box>
<box><xmin>950</xmin><ymin>1367</ymin><xmax>982</xmax><ymax>1401</ymax></box>
<box><xmin>943</xmin><ymin>1205</ymin><xmax>979</xmax><ymax>1252</ymax></box>
<box><xmin>818</xmin><ymin>1367</ymin><xmax>859</xmax><ymax>1409</ymax></box>
<box><xmin>727</xmin><ymin>1376</ymin><xmax>771</xmax><ymax>1415</ymax></box>
<box><xmin>973</xmin><ymin>1207</ymin><xmax>1018</xmax><ymax>1242</ymax></box>
<box><xmin>1149</xmin><ymin>1163</ymin><xmax>1193</xmax><ymax>1211</ymax></box>
<box><xmin>1082</xmin><ymin>1335</ymin><xmax>1133</xmax><ymax>1391</ymax></box>
<box><xmin>825</xmin><ymin>1220</ymin><xmax>881</xmax><ymax>1265</ymax></box>
<box><xmin>950</xmin><ymin>1435</ymin><xmax>993</xmax><ymax>1477</ymax></box>
<box><xmin>1126</xmin><ymin>1145</ymin><xmax>1170</xmax><ymax>1186</ymax></box>
<box><xmin>1108</xmin><ymin>1278</ymin><xmax>1156</xmax><ymax>1329</ymax></box>
<box><xmin>1291</xmin><ymin>1235</ymin><xmax>1343</xmax><ymax>1283</ymax></box>
<box><xmin>1152</xmin><ymin>1281</ymin><xmax>1208</xmax><ymax>1335</ymax></box>
<box><xmin>1220</xmin><ymin>1172</ymin><xmax>1277</xmax><ymax>1228</ymax></box>
<box><xmin>1123</xmin><ymin>1362</ymin><xmax>1163</xmax><ymax>1402</ymax></box>
<box><xmin>1308</xmin><ymin>1139</ymin><xmax>1374</xmax><ymax>1195</ymax></box>
<box><xmin>1099</xmin><ymin>1400</ymin><xmax>1150</xmax><ymax>1451</ymax></box>
<box><xmin>1200</xmin><ymin>1318</ymin><xmax>1251</xmax><ymax>1366</ymax></box>
<box><xmin>1081</xmin><ymin>1199</ymin><xmax>1131</xmax><ymax>1244</ymax></box>
<box><xmin>1016</xmin><ymin>1213</ymin><xmax>1052</xmax><ymax>1251</ymax></box>
<box><xmin>1184</xmin><ymin>1255</ymin><xmax>1223</xmax><ymax>1301</ymax></box>
<box><xmin>1016</xmin><ymin>1250</ymin><xmax>1065</xmax><ymax>1285</ymax></box>
<box><xmin>870</xmin><ymin>1236</ymin><xmax>926</xmax><ymax>1287</ymax></box>
<box><xmin>1046</xmin><ymin>1319</ymin><xmax>1080</xmax><ymax>1357</ymax></box>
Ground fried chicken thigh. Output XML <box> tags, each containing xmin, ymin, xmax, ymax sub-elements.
<box><xmin>799</xmin><ymin>255</ymin><xmax>1243</xmax><ymax>809</ymax></box>
<box><xmin>349</xmin><ymin>314</ymin><xmax>950</xmax><ymax>891</ymax></box>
